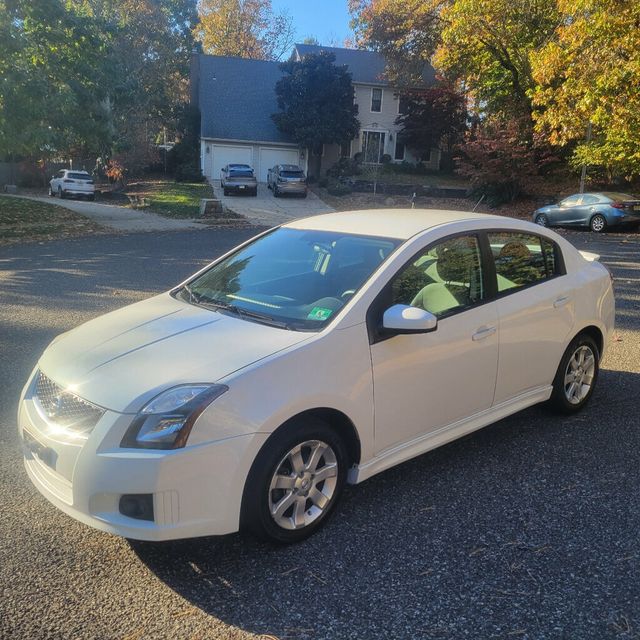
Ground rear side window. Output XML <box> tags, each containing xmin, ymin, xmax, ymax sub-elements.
<box><xmin>489</xmin><ymin>232</ymin><xmax>560</xmax><ymax>293</ymax></box>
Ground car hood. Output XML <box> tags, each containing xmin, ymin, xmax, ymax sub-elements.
<box><xmin>38</xmin><ymin>293</ymin><xmax>312</xmax><ymax>413</ymax></box>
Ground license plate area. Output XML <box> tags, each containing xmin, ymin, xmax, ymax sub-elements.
<box><xmin>23</xmin><ymin>430</ymin><xmax>58</xmax><ymax>470</ymax></box>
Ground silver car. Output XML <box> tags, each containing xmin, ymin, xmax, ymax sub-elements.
<box><xmin>267</xmin><ymin>164</ymin><xmax>308</xmax><ymax>198</ymax></box>
<box><xmin>533</xmin><ymin>192</ymin><xmax>640</xmax><ymax>232</ymax></box>
<box><xmin>220</xmin><ymin>164</ymin><xmax>258</xmax><ymax>196</ymax></box>
<box><xmin>49</xmin><ymin>170</ymin><xmax>95</xmax><ymax>201</ymax></box>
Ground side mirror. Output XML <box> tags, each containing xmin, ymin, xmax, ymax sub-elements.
<box><xmin>382</xmin><ymin>304</ymin><xmax>437</xmax><ymax>334</ymax></box>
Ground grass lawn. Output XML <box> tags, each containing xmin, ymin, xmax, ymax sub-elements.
<box><xmin>125</xmin><ymin>180</ymin><xmax>214</xmax><ymax>218</ymax></box>
<box><xmin>353</xmin><ymin>167</ymin><xmax>469</xmax><ymax>189</ymax></box>
<box><xmin>0</xmin><ymin>195</ymin><xmax>102</xmax><ymax>245</ymax></box>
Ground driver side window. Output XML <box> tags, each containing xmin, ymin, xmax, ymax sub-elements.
<box><xmin>391</xmin><ymin>235</ymin><xmax>484</xmax><ymax>318</ymax></box>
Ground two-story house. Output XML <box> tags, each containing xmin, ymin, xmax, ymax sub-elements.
<box><xmin>191</xmin><ymin>44</ymin><xmax>439</xmax><ymax>183</ymax></box>
<box><xmin>292</xmin><ymin>44</ymin><xmax>439</xmax><ymax>175</ymax></box>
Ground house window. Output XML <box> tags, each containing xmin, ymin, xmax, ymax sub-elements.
<box><xmin>398</xmin><ymin>95</ymin><xmax>410</xmax><ymax>115</ymax></box>
<box><xmin>340</xmin><ymin>140</ymin><xmax>351</xmax><ymax>158</ymax></box>
<box><xmin>371</xmin><ymin>88</ymin><xmax>382</xmax><ymax>112</ymax></box>
<box><xmin>394</xmin><ymin>141</ymin><xmax>405</xmax><ymax>161</ymax></box>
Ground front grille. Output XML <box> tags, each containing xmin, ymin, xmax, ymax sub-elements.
<box><xmin>34</xmin><ymin>371</ymin><xmax>104</xmax><ymax>434</ymax></box>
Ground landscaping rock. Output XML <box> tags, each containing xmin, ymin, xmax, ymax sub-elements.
<box><xmin>199</xmin><ymin>198</ymin><xmax>224</xmax><ymax>217</ymax></box>
<box><xmin>3</xmin><ymin>184</ymin><xmax>18</xmax><ymax>194</ymax></box>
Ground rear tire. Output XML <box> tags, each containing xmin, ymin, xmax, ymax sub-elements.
<box><xmin>590</xmin><ymin>214</ymin><xmax>606</xmax><ymax>233</ymax></box>
<box><xmin>273</xmin><ymin>185</ymin><xmax>279</xmax><ymax>198</ymax></box>
<box><xmin>88</xmin><ymin>194</ymin><xmax>95</xmax><ymax>201</ymax></box>
<box><xmin>223</xmin><ymin>187</ymin><xmax>229</xmax><ymax>196</ymax></box>
<box><xmin>241</xmin><ymin>416</ymin><xmax>348</xmax><ymax>544</ymax></box>
<box><xmin>535</xmin><ymin>213</ymin><xmax>548</xmax><ymax>227</ymax></box>
<box><xmin>549</xmin><ymin>334</ymin><xmax>599</xmax><ymax>414</ymax></box>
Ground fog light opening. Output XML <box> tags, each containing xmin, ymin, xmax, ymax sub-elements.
<box><xmin>119</xmin><ymin>494</ymin><xmax>154</xmax><ymax>522</ymax></box>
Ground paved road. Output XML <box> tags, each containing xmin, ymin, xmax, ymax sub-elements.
<box><xmin>1</xmin><ymin>228</ymin><xmax>639</xmax><ymax>640</ymax></box>
<box><xmin>2</xmin><ymin>193</ymin><xmax>206</xmax><ymax>232</ymax></box>
<box><xmin>214</xmin><ymin>181</ymin><xmax>333</xmax><ymax>226</ymax></box>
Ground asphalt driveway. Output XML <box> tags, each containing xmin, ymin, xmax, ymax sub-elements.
<box><xmin>1</xmin><ymin>228</ymin><xmax>639</xmax><ymax>640</ymax></box>
<box><xmin>214</xmin><ymin>181</ymin><xmax>333</xmax><ymax>226</ymax></box>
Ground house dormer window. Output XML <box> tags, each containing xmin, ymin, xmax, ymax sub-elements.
<box><xmin>371</xmin><ymin>88</ymin><xmax>382</xmax><ymax>112</ymax></box>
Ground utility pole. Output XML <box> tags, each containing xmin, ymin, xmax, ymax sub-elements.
<box><xmin>579</xmin><ymin>121</ymin><xmax>592</xmax><ymax>194</ymax></box>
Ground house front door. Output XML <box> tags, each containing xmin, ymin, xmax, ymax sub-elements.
<box><xmin>362</xmin><ymin>131</ymin><xmax>386</xmax><ymax>164</ymax></box>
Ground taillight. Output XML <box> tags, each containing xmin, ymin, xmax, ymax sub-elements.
<box><xmin>611</xmin><ymin>202</ymin><xmax>625</xmax><ymax>209</ymax></box>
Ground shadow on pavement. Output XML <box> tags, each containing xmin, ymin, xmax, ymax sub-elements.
<box><xmin>131</xmin><ymin>368</ymin><xmax>640</xmax><ymax>639</ymax></box>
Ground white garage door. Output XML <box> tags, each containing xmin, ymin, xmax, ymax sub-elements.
<box><xmin>211</xmin><ymin>145</ymin><xmax>253</xmax><ymax>181</ymax></box>
<box><xmin>258</xmin><ymin>147</ymin><xmax>300</xmax><ymax>182</ymax></box>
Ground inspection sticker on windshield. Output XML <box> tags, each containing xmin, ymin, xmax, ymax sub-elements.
<box><xmin>307</xmin><ymin>307</ymin><xmax>333</xmax><ymax>321</ymax></box>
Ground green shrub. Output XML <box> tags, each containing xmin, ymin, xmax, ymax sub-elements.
<box><xmin>174</xmin><ymin>164</ymin><xmax>205</xmax><ymax>183</ymax></box>
<box><xmin>327</xmin><ymin>182</ymin><xmax>352</xmax><ymax>196</ymax></box>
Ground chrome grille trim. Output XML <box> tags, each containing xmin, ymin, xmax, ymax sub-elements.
<box><xmin>34</xmin><ymin>371</ymin><xmax>104</xmax><ymax>434</ymax></box>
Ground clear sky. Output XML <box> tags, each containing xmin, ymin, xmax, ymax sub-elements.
<box><xmin>271</xmin><ymin>0</ymin><xmax>355</xmax><ymax>47</ymax></box>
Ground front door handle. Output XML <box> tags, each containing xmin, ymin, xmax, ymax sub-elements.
<box><xmin>554</xmin><ymin>295</ymin><xmax>570</xmax><ymax>308</ymax></box>
<box><xmin>472</xmin><ymin>326</ymin><xmax>496</xmax><ymax>341</ymax></box>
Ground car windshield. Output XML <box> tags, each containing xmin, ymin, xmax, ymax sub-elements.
<box><xmin>179</xmin><ymin>228</ymin><xmax>401</xmax><ymax>331</ymax></box>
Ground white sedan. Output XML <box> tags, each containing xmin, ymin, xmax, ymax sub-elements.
<box><xmin>18</xmin><ymin>210</ymin><xmax>615</xmax><ymax>543</ymax></box>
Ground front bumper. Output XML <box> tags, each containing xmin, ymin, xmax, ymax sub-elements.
<box><xmin>18</xmin><ymin>387</ymin><xmax>267</xmax><ymax>541</ymax></box>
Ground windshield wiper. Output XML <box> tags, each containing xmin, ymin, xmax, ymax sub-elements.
<box><xmin>193</xmin><ymin>296</ymin><xmax>293</xmax><ymax>330</ymax></box>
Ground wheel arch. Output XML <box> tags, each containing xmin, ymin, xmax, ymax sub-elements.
<box><xmin>572</xmin><ymin>324</ymin><xmax>604</xmax><ymax>357</ymax></box>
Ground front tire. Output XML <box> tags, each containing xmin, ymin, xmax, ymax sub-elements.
<box><xmin>590</xmin><ymin>214</ymin><xmax>607</xmax><ymax>233</ymax></box>
<box><xmin>58</xmin><ymin>186</ymin><xmax>65</xmax><ymax>199</ymax></box>
<box><xmin>241</xmin><ymin>416</ymin><xmax>348</xmax><ymax>544</ymax></box>
<box><xmin>549</xmin><ymin>334</ymin><xmax>599</xmax><ymax>414</ymax></box>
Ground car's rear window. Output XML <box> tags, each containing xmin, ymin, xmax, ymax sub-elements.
<box><xmin>281</xmin><ymin>171</ymin><xmax>304</xmax><ymax>178</ymax></box>
<box><xmin>601</xmin><ymin>192</ymin><xmax>638</xmax><ymax>201</ymax></box>
<box><xmin>229</xmin><ymin>170</ymin><xmax>254</xmax><ymax>178</ymax></box>
<box><xmin>68</xmin><ymin>173</ymin><xmax>91</xmax><ymax>180</ymax></box>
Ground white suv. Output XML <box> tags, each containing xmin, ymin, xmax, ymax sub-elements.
<box><xmin>49</xmin><ymin>170</ymin><xmax>95</xmax><ymax>200</ymax></box>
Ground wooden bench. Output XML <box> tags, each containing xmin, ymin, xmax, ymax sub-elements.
<box><xmin>127</xmin><ymin>194</ymin><xmax>149</xmax><ymax>209</ymax></box>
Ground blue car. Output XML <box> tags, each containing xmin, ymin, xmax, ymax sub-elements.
<box><xmin>533</xmin><ymin>192</ymin><xmax>640</xmax><ymax>232</ymax></box>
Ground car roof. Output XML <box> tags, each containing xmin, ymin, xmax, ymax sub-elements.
<box><xmin>285</xmin><ymin>209</ymin><xmax>506</xmax><ymax>240</ymax></box>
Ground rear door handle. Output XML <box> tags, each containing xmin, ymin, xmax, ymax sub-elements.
<box><xmin>472</xmin><ymin>326</ymin><xmax>496</xmax><ymax>341</ymax></box>
<box><xmin>554</xmin><ymin>295</ymin><xmax>570</xmax><ymax>308</ymax></box>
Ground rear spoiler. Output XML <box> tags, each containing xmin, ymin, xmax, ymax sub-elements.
<box><xmin>579</xmin><ymin>250</ymin><xmax>600</xmax><ymax>262</ymax></box>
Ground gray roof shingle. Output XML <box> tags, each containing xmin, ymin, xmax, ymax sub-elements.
<box><xmin>198</xmin><ymin>55</ymin><xmax>294</xmax><ymax>144</ymax></box>
<box><xmin>293</xmin><ymin>44</ymin><xmax>436</xmax><ymax>86</ymax></box>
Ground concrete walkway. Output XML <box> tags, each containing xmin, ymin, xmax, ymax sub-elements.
<box><xmin>2</xmin><ymin>193</ymin><xmax>206</xmax><ymax>232</ymax></box>
<box><xmin>214</xmin><ymin>181</ymin><xmax>334</xmax><ymax>226</ymax></box>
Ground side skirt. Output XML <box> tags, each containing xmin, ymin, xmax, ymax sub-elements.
<box><xmin>348</xmin><ymin>386</ymin><xmax>552</xmax><ymax>484</ymax></box>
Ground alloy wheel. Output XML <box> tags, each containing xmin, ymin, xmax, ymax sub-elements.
<box><xmin>535</xmin><ymin>214</ymin><xmax>548</xmax><ymax>227</ymax></box>
<box><xmin>563</xmin><ymin>345</ymin><xmax>596</xmax><ymax>405</ymax></box>
<box><xmin>590</xmin><ymin>215</ymin><xmax>606</xmax><ymax>232</ymax></box>
<box><xmin>268</xmin><ymin>439</ymin><xmax>338</xmax><ymax>531</ymax></box>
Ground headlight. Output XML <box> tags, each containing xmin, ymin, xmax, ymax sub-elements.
<box><xmin>120</xmin><ymin>384</ymin><xmax>228</xmax><ymax>450</ymax></box>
